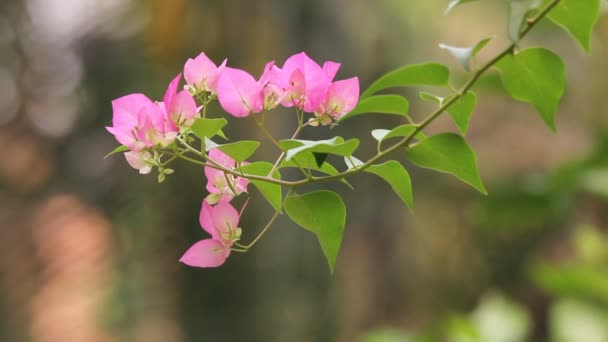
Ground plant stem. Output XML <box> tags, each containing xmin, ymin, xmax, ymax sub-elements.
<box><xmin>172</xmin><ymin>0</ymin><xmax>559</xmax><ymax>188</ymax></box>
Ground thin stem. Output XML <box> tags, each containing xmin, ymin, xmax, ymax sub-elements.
<box><xmin>172</xmin><ymin>0</ymin><xmax>559</xmax><ymax>188</ymax></box>
<box><xmin>239</xmin><ymin>188</ymin><xmax>295</xmax><ymax>250</ymax></box>
<box><xmin>253</xmin><ymin>114</ymin><xmax>282</xmax><ymax>150</ymax></box>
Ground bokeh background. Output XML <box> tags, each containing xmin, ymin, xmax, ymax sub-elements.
<box><xmin>0</xmin><ymin>0</ymin><xmax>607</xmax><ymax>341</ymax></box>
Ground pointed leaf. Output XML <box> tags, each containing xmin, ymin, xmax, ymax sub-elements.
<box><xmin>284</xmin><ymin>190</ymin><xmax>346</xmax><ymax>273</ymax></box>
<box><xmin>439</xmin><ymin>36</ymin><xmax>493</xmax><ymax>71</ymax></box>
<box><xmin>448</xmin><ymin>91</ymin><xmax>477</xmax><ymax>135</ymax></box>
<box><xmin>371</xmin><ymin>124</ymin><xmax>426</xmax><ymax>143</ymax></box>
<box><xmin>362</xmin><ymin>63</ymin><xmax>450</xmax><ymax>98</ymax></box>
<box><xmin>240</xmin><ymin>162</ymin><xmax>282</xmax><ymax>212</ymax></box>
<box><xmin>406</xmin><ymin>133</ymin><xmax>487</xmax><ymax>194</ymax></box>
<box><xmin>190</xmin><ymin>118</ymin><xmax>228</xmax><ymax>140</ymax></box>
<box><xmin>339</xmin><ymin>95</ymin><xmax>410</xmax><ymax>122</ymax></box>
<box><xmin>216</xmin><ymin>141</ymin><xmax>260</xmax><ymax>163</ymax></box>
<box><xmin>508</xmin><ymin>0</ymin><xmax>538</xmax><ymax>43</ymax></box>
<box><xmin>445</xmin><ymin>0</ymin><xmax>480</xmax><ymax>14</ymax></box>
<box><xmin>365</xmin><ymin>161</ymin><xmax>413</xmax><ymax>209</ymax></box>
<box><xmin>280</xmin><ymin>137</ymin><xmax>360</xmax><ymax>162</ymax></box>
<box><xmin>548</xmin><ymin>0</ymin><xmax>601</xmax><ymax>52</ymax></box>
<box><xmin>344</xmin><ymin>156</ymin><xmax>364</xmax><ymax>170</ymax></box>
<box><xmin>419</xmin><ymin>91</ymin><xmax>444</xmax><ymax>104</ymax></box>
<box><xmin>495</xmin><ymin>48</ymin><xmax>565</xmax><ymax>131</ymax></box>
<box><xmin>104</xmin><ymin>145</ymin><xmax>129</xmax><ymax>159</ymax></box>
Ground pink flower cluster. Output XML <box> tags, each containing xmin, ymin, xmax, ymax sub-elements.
<box><xmin>180</xmin><ymin>149</ymin><xmax>249</xmax><ymax>268</ymax></box>
<box><xmin>216</xmin><ymin>52</ymin><xmax>360</xmax><ymax>124</ymax></box>
<box><xmin>106</xmin><ymin>51</ymin><xmax>360</xmax><ymax>268</ymax></box>
<box><xmin>106</xmin><ymin>74</ymin><xmax>199</xmax><ymax>174</ymax></box>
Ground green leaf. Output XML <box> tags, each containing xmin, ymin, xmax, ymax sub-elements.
<box><xmin>548</xmin><ymin>0</ymin><xmax>601</xmax><ymax>52</ymax></box>
<box><xmin>280</xmin><ymin>153</ymin><xmax>340</xmax><ymax>176</ymax></box>
<box><xmin>344</xmin><ymin>156</ymin><xmax>364</xmax><ymax>170</ymax></box>
<box><xmin>371</xmin><ymin>124</ymin><xmax>426</xmax><ymax>143</ymax></box>
<box><xmin>406</xmin><ymin>133</ymin><xmax>487</xmax><ymax>194</ymax></box>
<box><xmin>508</xmin><ymin>0</ymin><xmax>538</xmax><ymax>43</ymax></box>
<box><xmin>284</xmin><ymin>190</ymin><xmax>346</xmax><ymax>273</ymax></box>
<box><xmin>365</xmin><ymin>161</ymin><xmax>413</xmax><ymax>209</ymax></box>
<box><xmin>495</xmin><ymin>48</ymin><xmax>565</xmax><ymax>131</ymax></box>
<box><xmin>240</xmin><ymin>162</ymin><xmax>282</xmax><ymax>212</ymax></box>
<box><xmin>448</xmin><ymin>91</ymin><xmax>477</xmax><ymax>135</ymax></box>
<box><xmin>362</xmin><ymin>63</ymin><xmax>450</xmax><ymax>98</ymax></box>
<box><xmin>280</xmin><ymin>137</ymin><xmax>360</xmax><ymax>162</ymax></box>
<box><xmin>445</xmin><ymin>0</ymin><xmax>480</xmax><ymax>14</ymax></box>
<box><xmin>190</xmin><ymin>118</ymin><xmax>228</xmax><ymax>140</ymax></box>
<box><xmin>216</xmin><ymin>141</ymin><xmax>260</xmax><ymax>163</ymax></box>
<box><xmin>419</xmin><ymin>91</ymin><xmax>445</xmax><ymax>104</ymax></box>
<box><xmin>439</xmin><ymin>36</ymin><xmax>493</xmax><ymax>71</ymax></box>
<box><xmin>339</xmin><ymin>95</ymin><xmax>410</xmax><ymax>122</ymax></box>
<box><xmin>104</xmin><ymin>145</ymin><xmax>129</xmax><ymax>159</ymax></box>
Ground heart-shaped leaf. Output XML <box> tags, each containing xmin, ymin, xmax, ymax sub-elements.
<box><xmin>284</xmin><ymin>190</ymin><xmax>346</xmax><ymax>273</ymax></box>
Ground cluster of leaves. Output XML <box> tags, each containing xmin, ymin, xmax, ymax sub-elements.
<box><xmin>107</xmin><ymin>0</ymin><xmax>602</xmax><ymax>273</ymax></box>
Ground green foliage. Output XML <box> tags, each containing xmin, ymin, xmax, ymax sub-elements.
<box><xmin>448</xmin><ymin>91</ymin><xmax>477</xmax><ymax>135</ymax></box>
<box><xmin>508</xmin><ymin>0</ymin><xmax>539</xmax><ymax>43</ymax></box>
<box><xmin>365</xmin><ymin>161</ymin><xmax>414</xmax><ymax>209</ymax></box>
<box><xmin>548</xmin><ymin>0</ymin><xmax>601</xmax><ymax>52</ymax></box>
<box><xmin>340</xmin><ymin>94</ymin><xmax>410</xmax><ymax>122</ymax></box>
<box><xmin>371</xmin><ymin>125</ymin><xmax>426</xmax><ymax>145</ymax></box>
<box><xmin>104</xmin><ymin>145</ymin><xmax>129</xmax><ymax>158</ymax></box>
<box><xmin>215</xmin><ymin>141</ymin><xmax>260</xmax><ymax>163</ymax></box>
<box><xmin>495</xmin><ymin>48</ymin><xmax>565</xmax><ymax>131</ymax></box>
<box><xmin>439</xmin><ymin>36</ymin><xmax>493</xmax><ymax>71</ymax></box>
<box><xmin>361</xmin><ymin>63</ymin><xmax>450</xmax><ymax>98</ymax></box>
<box><xmin>284</xmin><ymin>190</ymin><xmax>346</xmax><ymax>273</ymax></box>
<box><xmin>444</xmin><ymin>0</ymin><xmax>480</xmax><ymax>14</ymax></box>
<box><xmin>240</xmin><ymin>162</ymin><xmax>282</xmax><ymax>211</ymax></box>
<box><xmin>406</xmin><ymin>133</ymin><xmax>487</xmax><ymax>194</ymax></box>
<box><xmin>280</xmin><ymin>153</ymin><xmax>341</xmax><ymax>176</ymax></box>
<box><xmin>280</xmin><ymin>137</ymin><xmax>360</xmax><ymax>162</ymax></box>
<box><xmin>191</xmin><ymin>117</ymin><xmax>228</xmax><ymax>140</ymax></box>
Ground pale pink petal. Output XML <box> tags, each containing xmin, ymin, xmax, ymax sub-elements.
<box><xmin>217</xmin><ymin>67</ymin><xmax>263</xmax><ymax>117</ymax></box>
<box><xmin>168</xmin><ymin>90</ymin><xmax>197</xmax><ymax>121</ymax></box>
<box><xmin>179</xmin><ymin>239</ymin><xmax>230</xmax><ymax>268</ymax></box>
<box><xmin>323</xmin><ymin>77</ymin><xmax>360</xmax><ymax>119</ymax></box>
<box><xmin>199</xmin><ymin>200</ymin><xmax>220</xmax><ymax>239</ymax></box>
<box><xmin>111</xmin><ymin>93</ymin><xmax>153</xmax><ymax>127</ymax></box>
<box><xmin>106</xmin><ymin>126</ymin><xmax>136</xmax><ymax>149</ymax></box>
<box><xmin>210</xmin><ymin>201</ymin><xmax>240</xmax><ymax>236</ymax></box>
<box><xmin>124</xmin><ymin>151</ymin><xmax>152</xmax><ymax>174</ymax></box>
<box><xmin>208</xmin><ymin>148</ymin><xmax>236</xmax><ymax>168</ymax></box>
<box><xmin>209</xmin><ymin>59</ymin><xmax>227</xmax><ymax>92</ymax></box>
<box><xmin>280</xmin><ymin>52</ymin><xmax>332</xmax><ymax>112</ymax></box>
<box><xmin>323</xmin><ymin>61</ymin><xmax>341</xmax><ymax>80</ymax></box>
<box><xmin>163</xmin><ymin>74</ymin><xmax>182</xmax><ymax>109</ymax></box>
<box><xmin>184</xmin><ymin>53</ymin><xmax>225</xmax><ymax>93</ymax></box>
<box><xmin>280</xmin><ymin>68</ymin><xmax>306</xmax><ymax>108</ymax></box>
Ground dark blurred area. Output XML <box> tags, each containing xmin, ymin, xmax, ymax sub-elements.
<box><xmin>0</xmin><ymin>0</ymin><xmax>607</xmax><ymax>341</ymax></box>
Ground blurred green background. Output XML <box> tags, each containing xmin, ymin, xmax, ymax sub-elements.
<box><xmin>0</xmin><ymin>0</ymin><xmax>607</xmax><ymax>341</ymax></box>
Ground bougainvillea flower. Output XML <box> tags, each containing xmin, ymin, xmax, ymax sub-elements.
<box><xmin>179</xmin><ymin>239</ymin><xmax>231</xmax><ymax>268</ymax></box>
<box><xmin>204</xmin><ymin>148</ymin><xmax>249</xmax><ymax>204</ymax></box>
<box><xmin>276</xmin><ymin>52</ymin><xmax>336</xmax><ymax>112</ymax></box>
<box><xmin>199</xmin><ymin>200</ymin><xmax>242</xmax><ymax>245</ymax></box>
<box><xmin>258</xmin><ymin>61</ymin><xmax>287</xmax><ymax>110</ymax></box>
<box><xmin>106</xmin><ymin>93</ymin><xmax>162</xmax><ymax>151</ymax></box>
<box><xmin>124</xmin><ymin>150</ymin><xmax>154</xmax><ymax>174</ymax></box>
<box><xmin>162</xmin><ymin>74</ymin><xmax>199</xmax><ymax>129</ymax></box>
<box><xmin>217</xmin><ymin>67</ymin><xmax>263</xmax><ymax>117</ymax></box>
<box><xmin>314</xmin><ymin>77</ymin><xmax>360</xmax><ymax>124</ymax></box>
<box><xmin>179</xmin><ymin>200</ymin><xmax>242</xmax><ymax>268</ymax></box>
<box><xmin>184</xmin><ymin>52</ymin><xmax>227</xmax><ymax>94</ymax></box>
